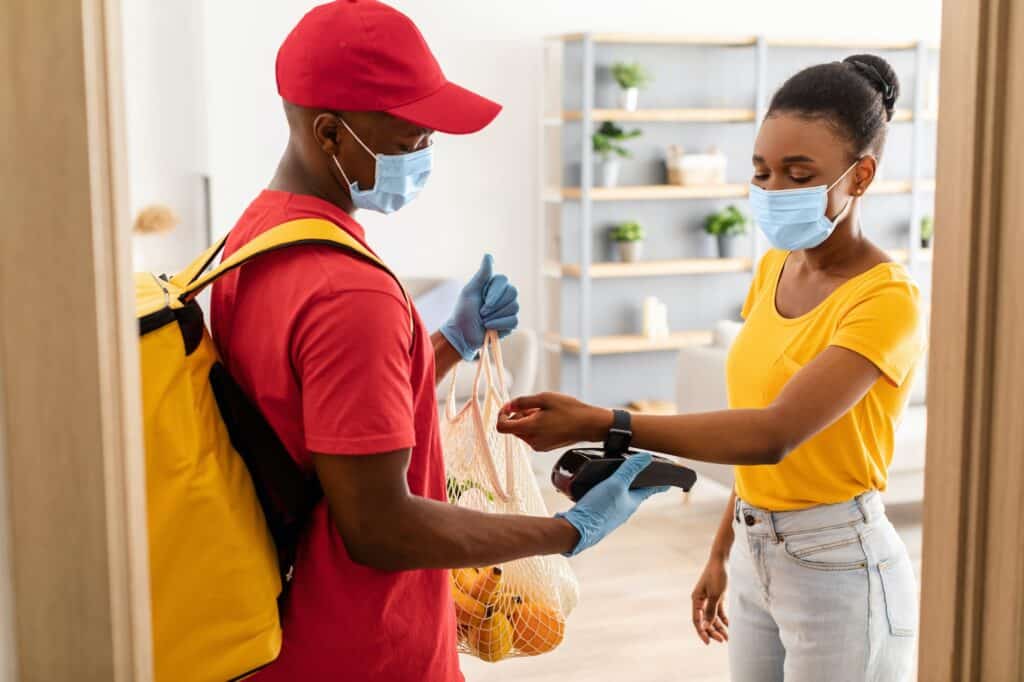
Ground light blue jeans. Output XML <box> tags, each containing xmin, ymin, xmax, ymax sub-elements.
<box><xmin>727</xmin><ymin>491</ymin><xmax>917</xmax><ymax>682</ymax></box>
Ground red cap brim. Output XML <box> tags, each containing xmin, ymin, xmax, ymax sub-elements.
<box><xmin>386</xmin><ymin>81</ymin><xmax>502</xmax><ymax>135</ymax></box>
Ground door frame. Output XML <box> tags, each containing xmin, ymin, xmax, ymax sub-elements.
<box><xmin>918</xmin><ymin>0</ymin><xmax>1024</xmax><ymax>678</ymax></box>
<box><xmin>0</xmin><ymin>0</ymin><xmax>152</xmax><ymax>679</ymax></box>
<box><xmin>2</xmin><ymin>0</ymin><xmax>1024</xmax><ymax>679</ymax></box>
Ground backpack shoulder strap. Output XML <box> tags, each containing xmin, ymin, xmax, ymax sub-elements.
<box><xmin>174</xmin><ymin>218</ymin><xmax>413</xmax><ymax>338</ymax></box>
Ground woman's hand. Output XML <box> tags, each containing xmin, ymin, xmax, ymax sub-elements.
<box><xmin>496</xmin><ymin>392</ymin><xmax>613</xmax><ymax>451</ymax></box>
<box><xmin>692</xmin><ymin>557</ymin><xmax>729</xmax><ymax>645</ymax></box>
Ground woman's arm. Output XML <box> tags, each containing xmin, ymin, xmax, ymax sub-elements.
<box><xmin>708</xmin><ymin>490</ymin><xmax>736</xmax><ymax>562</ymax></box>
<box><xmin>497</xmin><ymin>345</ymin><xmax>882</xmax><ymax>466</ymax></box>
<box><xmin>692</xmin><ymin>490</ymin><xmax>736</xmax><ymax>644</ymax></box>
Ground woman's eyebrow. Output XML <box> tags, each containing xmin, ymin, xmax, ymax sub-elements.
<box><xmin>782</xmin><ymin>155</ymin><xmax>816</xmax><ymax>164</ymax></box>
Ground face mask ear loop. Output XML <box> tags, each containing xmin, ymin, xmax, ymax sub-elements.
<box><xmin>336</xmin><ymin>115</ymin><xmax>377</xmax><ymax>158</ymax></box>
<box><xmin>823</xmin><ymin>159</ymin><xmax>863</xmax><ymax>224</ymax></box>
<box><xmin>331</xmin><ymin>154</ymin><xmax>354</xmax><ymax>187</ymax></box>
<box><xmin>827</xmin><ymin>159</ymin><xmax>862</xmax><ymax>192</ymax></box>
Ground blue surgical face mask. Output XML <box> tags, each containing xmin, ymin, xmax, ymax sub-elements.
<box><xmin>748</xmin><ymin>160</ymin><xmax>859</xmax><ymax>251</ymax></box>
<box><xmin>330</xmin><ymin>117</ymin><xmax>433</xmax><ymax>214</ymax></box>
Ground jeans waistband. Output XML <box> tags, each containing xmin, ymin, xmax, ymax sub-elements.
<box><xmin>735</xmin><ymin>491</ymin><xmax>885</xmax><ymax>540</ymax></box>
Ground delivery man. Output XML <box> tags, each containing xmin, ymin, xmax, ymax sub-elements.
<box><xmin>210</xmin><ymin>2</ymin><xmax>664</xmax><ymax>680</ymax></box>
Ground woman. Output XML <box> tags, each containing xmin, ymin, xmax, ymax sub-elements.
<box><xmin>499</xmin><ymin>54</ymin><xmax>922</xmax><ymax>681</ymax></box>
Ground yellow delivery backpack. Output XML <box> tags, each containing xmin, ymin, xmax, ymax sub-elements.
<box><xmin>136</xmin><ymin>219</ymin><xmax>411</xmax><ymax>681</ymax></box>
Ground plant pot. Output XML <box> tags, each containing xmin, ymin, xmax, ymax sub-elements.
<box><xmin>619</xmin><ymin>87</ymin><xmax>639</xmax><ymax>112</ymax></box>
<box><xmin>615</xmin><ymin>241</ymin><xmax>643</xmax><ymax>263</ymax></box>
<box><xmin>921</xmin><ymin>237</ymin><xmax>932</xmax><ymax>250</ymax></box>
<box><xmin>716</xmin><ymin>234</ymin><xmax>739</xmax><ymax>259</ymax></box>
<box><xmin>598</xmin><ymin>159</ymin><xmax>620</xmax><ymax>187</ymax></box>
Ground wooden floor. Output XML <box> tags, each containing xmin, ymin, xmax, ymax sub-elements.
<box><xmin>461</xmin><ymin>481</ymin><xmax>923</xmax><ymax>682</ymax></box>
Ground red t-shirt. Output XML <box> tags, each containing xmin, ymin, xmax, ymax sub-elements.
<box><xmin>211</xmin><ymin>190</ymin><xmax>461</xmax><ymax>682</ymax></box>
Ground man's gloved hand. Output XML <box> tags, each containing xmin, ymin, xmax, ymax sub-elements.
<box><xmin>440</xmin><ymin>254</ymin><xmax>520</xmax><ymax>361</ymax></box>
<box><xmin>555</xmin><ymin>452</ymin><xmax>668</xmax><ymax>557</ymax></box>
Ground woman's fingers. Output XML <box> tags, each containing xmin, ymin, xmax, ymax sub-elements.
<box><xmin>502</xmin><ymin>394</ymin><xmax>551</xmax><ymax>413</ymax></box>
<box><xmin>496</xmin><ymin>411</ymin><xmax>540</xmax><ymax>433</ymax></box>
<box><xmin>691</xmin><ymin>587</ymin><xmax>710</xmax><ymax>644</ymax></box>
<box><xmin>498</xmin><ymin>406</ymin><xmax>540</xmax><ymax>421</ymax></box>
<box><xmin>709</xmin><ymin>616</ymin><xmax>729</xmax><ymax>642</ymax></box>
<box><xmin>692</xmin><ymin>603</ymin><xmax>710</xmax><ymax>644</ymax></box>
<box><xmin>693</xmin><ymin>591</ymin><xmax>727</xmax><ymax>644</ymax></box>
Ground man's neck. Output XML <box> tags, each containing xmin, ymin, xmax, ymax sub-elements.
<box><xmin>268</xmin><ymin>143</ymin><xmax>356</xmax><ymax>215</ymax></box>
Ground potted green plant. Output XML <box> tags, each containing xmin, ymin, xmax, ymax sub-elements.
<box><xmin>611</xmin><ymin>61</ymin><xmax>652</xmax><ymax>112</ymax></box>
<box><xmin>704</xmin><ymin>205</ymin><xmax>749</xmax><ymax>258</ymax></box>
<box><xmin>609</xmin><ymin>221</ymin><xmax>645</xmax><ymax>262</ymax></box>
<box><xmin>920</xmin><ymin>215</ymin><xmax>934</xmax><ymax>249</ymax></box>
<box><xmin>592</xmin><ymin>121</ymin><xmax>642</xmax><ymax>188</ymax></box>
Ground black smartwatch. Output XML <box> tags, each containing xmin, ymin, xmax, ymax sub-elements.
<box><xmin>602</xmin><ymin>408</ymin><xmax>633</xmax><ymax>457</ymax></box>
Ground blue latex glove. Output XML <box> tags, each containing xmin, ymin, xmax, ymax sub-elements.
<box><xmin>555</xmin><ymin>452</ymin><xmax>669</xmax><ymax>557</ymax></box>
<box><xmin>440</xmin><ymin>254</ymin><xmax>520</xmax><ymax>361</ymax></box>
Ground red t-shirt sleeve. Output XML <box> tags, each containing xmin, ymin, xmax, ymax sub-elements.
<box><xmin>290</xmin><ymin>288</ymin><xmax>416</xmax><ymax>455</ymax></box>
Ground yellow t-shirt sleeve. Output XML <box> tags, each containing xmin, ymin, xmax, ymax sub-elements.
<box><xmin>831</xmin><ymin>277</ymin><xmax>923</xmax><ymax>387</ymax></box>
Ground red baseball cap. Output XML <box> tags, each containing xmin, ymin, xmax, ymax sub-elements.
<box><xmin>276</xmin><ymin>0</ymin><xmax>502</xmax><ymax>134</ymax></box>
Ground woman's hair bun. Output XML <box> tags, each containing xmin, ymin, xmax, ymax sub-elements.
<box><xmin>843</xmin><ymin>54</ymin><xmax>900</xmax><ymax>121</ymax></box>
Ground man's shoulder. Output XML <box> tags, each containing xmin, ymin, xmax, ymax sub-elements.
<box><xmin>301</xmin><ymin>244</ymin><xmax>406</xmax><ymax>302</ymax></box>
<box><xmin>229</xmin><ymin>207</ymin><xmax>404</xmax><ymax>304</ymax></box>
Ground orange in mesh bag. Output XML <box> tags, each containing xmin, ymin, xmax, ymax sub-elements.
<box><xmin>442</xmin><ymin>332</ymin><xmax>579</xmax><ymax>662</ymax></box>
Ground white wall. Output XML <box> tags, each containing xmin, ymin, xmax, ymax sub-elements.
<box><xmin>199</xmin><ymin>0</ymin><xmax>941</xmax><ymax>332</ymax></box>
<box><xmin>122</xmin><ymin>0</ymin><xmax>210</xmax><ymax>276</ymax></box>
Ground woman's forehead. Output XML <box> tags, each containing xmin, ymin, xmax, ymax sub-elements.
<box><xmin>754</xmin><ymin>113</ymin><xmax>849</xmax><ymax>163</ymax></box>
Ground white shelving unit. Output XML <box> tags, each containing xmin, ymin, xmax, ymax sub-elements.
<box><xmin>540</xmin><ymin>33</ymin><xmax>938</xmax><ymax>404</ymax></box>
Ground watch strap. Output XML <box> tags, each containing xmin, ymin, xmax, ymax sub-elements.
<box><xmin>603</xmin><ymin>408</ymin><xmax>633</xmax><ymax>457</ymax></box>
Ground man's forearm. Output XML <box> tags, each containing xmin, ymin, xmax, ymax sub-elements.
<box><xmin>345</xmin><ymin>494</ymin><xmax>579</xmax><ymax>571</ymax></box>
<box><xmin>432</xmin><ymin>330</ymin><xmax>461</xmax><ymax>385</ymax></box>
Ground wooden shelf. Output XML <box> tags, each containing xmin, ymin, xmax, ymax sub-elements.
<box><xmin>561</xmin><ymin>331</ymin><xmax>714</xmax><ymax>355</ymax></box>
<box><xmin>870</xmin><ymin>180</ymin><xmax>914</xmax><ymax>194</ymax></box>
<box><xmin>556</xmin><ymin>180</ymin><xmax>932</xmax><ymax>201</ymax></box>
<box><xmin>561</xmin><ymin>257</ymin><xmax>753</xmax><ymax>278</ymax></box>
<box><xmin>766</xmin><ymin>38</ymin><xmax>920</xmax><ymax>50</ymax></box>
<box><xmin>555</xmin><ymin>108</ymin><xmax>928</xmax><ymax>125</ymax></box>
<box><xmin>554</xmin><ymin>253</ymin><xmax>923</xmax><ymax>277</ymax></box>
<box><xmin>886</xmin><ymin>249</ymin><xmax>935</xmax><ymax>264</ymax></box>
<box><xmin>542</xmin><ymin>260</ymin><xmax>563</xmax><ymax>278</ymax></box>
<box><xmin>560</xmin><ymin>184</ymin><xmax>748</xmax><ymax>201</ymax></box>
<box><xmin>554</xmin><ymin>33</ymin><xmax>937</xmax><ymax>50</ymax></box>
<box><xmin>560</xmin><ymin>33</ymin><xmax>758</xmax><ymax>47</ymax></box>
<box><xmin>563</xmin><ymin>108</ymin><xmax>756</xmax><ymax>123</ymax></box>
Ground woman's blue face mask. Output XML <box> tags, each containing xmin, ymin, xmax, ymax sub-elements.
<box><xmin>748</xmin><ymin>160</ymin><xmax>859</xmax><ymax>251</ymax></box>
<box><xmin>330</xmin><ymin>116</ymin><xmax>433</xmax><ymax>215</ymax></box>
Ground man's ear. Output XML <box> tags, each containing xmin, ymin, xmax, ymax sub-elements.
<box><xmin>853</xmin><ymin>155</ymin><xmax>878</xmax><ymax>195</ymax></box>
<box><xmin>312</xmin><ymin>112</ymin><xmax>342</xmax><ymax>154</ymax></box>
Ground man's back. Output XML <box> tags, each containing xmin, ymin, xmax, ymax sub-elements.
<box><xmin>211</xmin><ymin>189</ymin><xmax>461</xmax><ymax>681</ymax></box>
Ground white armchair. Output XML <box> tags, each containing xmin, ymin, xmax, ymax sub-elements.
<box><xmin>675</xmin><ymin>320</ymin><xmax>927</xmax><ymax>507</ymax></box>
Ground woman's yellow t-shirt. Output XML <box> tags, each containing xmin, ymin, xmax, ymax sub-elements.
<box><xmin>728</xmin><ymin>249</ymin><xmax>924</xmax><ymax>511</ymax></box>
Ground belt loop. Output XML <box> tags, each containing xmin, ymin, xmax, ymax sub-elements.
<box><xmin>767</xmin><ymin>511</ymin><xmax>781</xmax><ymax>543</ymax></box>
<box><xmin>855</xmin><ymin>492</ymin><xmax>871</xmax><ymax>524</ymax></box>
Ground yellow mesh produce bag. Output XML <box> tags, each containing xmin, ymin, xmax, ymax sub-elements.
<box><xmin>442</xmin><ymin>332</ymin><xmax>579</xmax><ymax>662</ymax></box>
